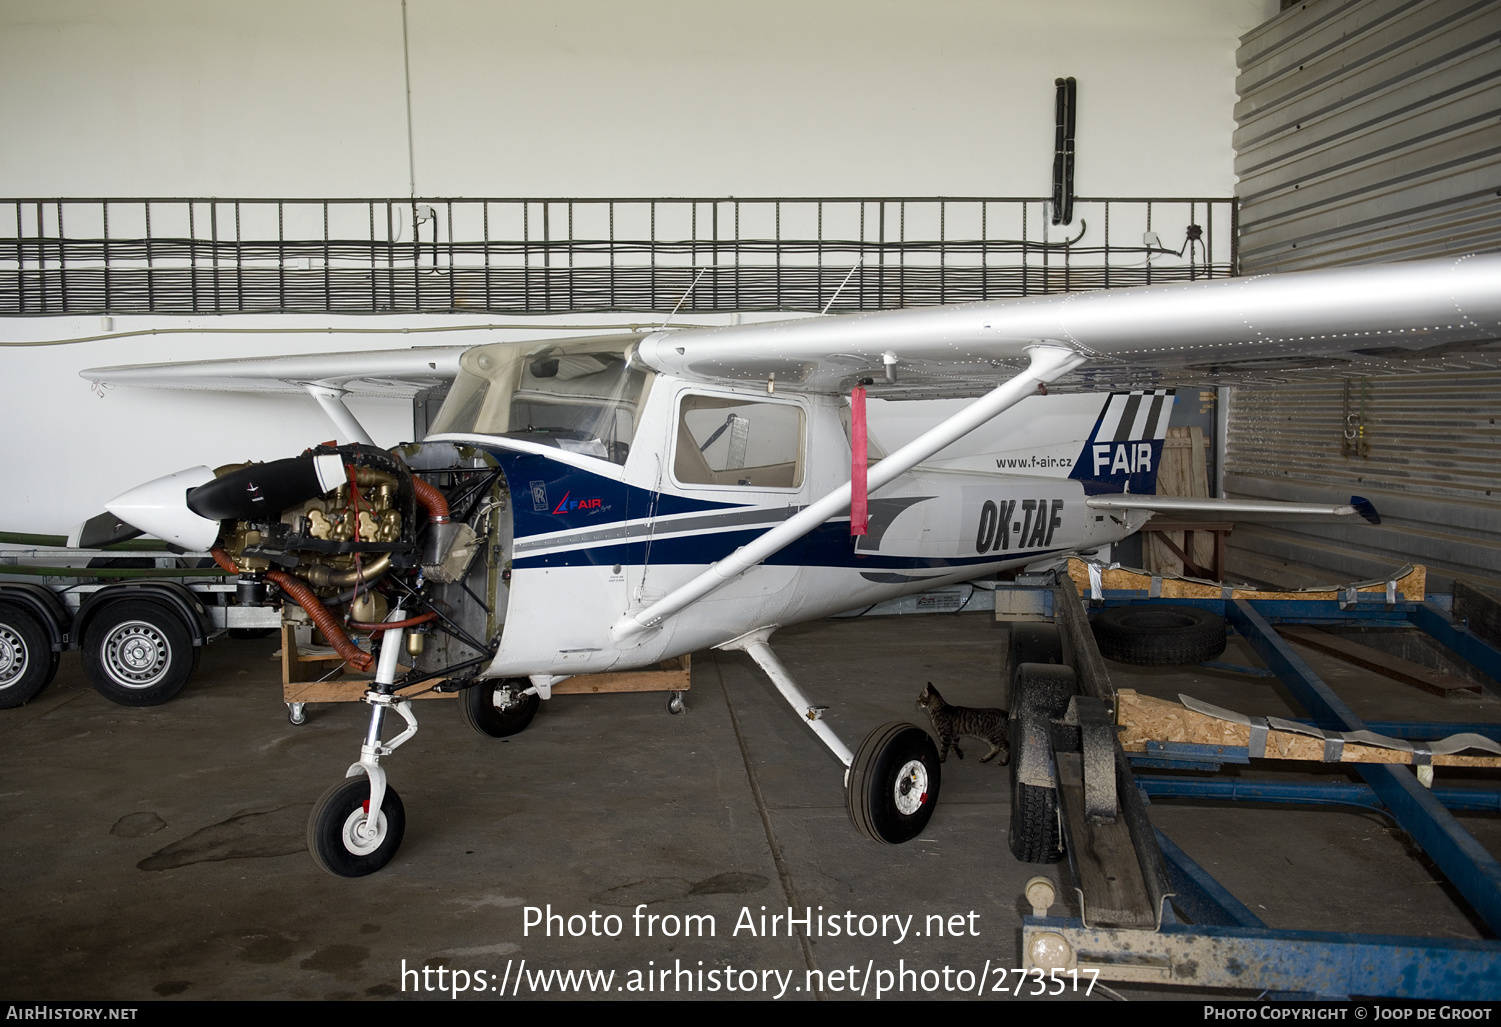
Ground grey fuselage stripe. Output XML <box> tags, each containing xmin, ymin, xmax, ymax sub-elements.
<box><xmin>513</xmin><ymin>504</ymin><xmax>806</xmax><ymax>554</ymax></box>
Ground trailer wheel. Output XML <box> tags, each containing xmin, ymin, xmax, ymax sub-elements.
<box><xmin>0</xmin><ymin>604</ymin><xmax>54</xmax><ymax>709</ymax></box>
<box><xmin>847</xmin><ymin>722</ymin><xmax>942</xmax><ymax>843</ymax></box>
<box><xmin>1010</xmin><ymin>781</ymin><xmax>1064</xmax><ymax>864</ymax></box>
<box><xmin>1004</xmin><ymin>622</ymin><xmax>1063</xmax><ymax>705</ymax></box>
<box><xmin>462</xmin><ymin>679</ymin><xmax>540</xmax><ymax>738</ymax></box>
<box><xmin>81</xmin><ymin>601</ymin><xmax>196</xmax><ymax>707</ymax></box>
<box><xmin>1091</xmin><ymin>604</ymin><xmax>1226</xmax><ymax>665</ymax></box>
<box><xmin>1008</xmin><ymin>663</ymin><xmax>1076</xmax><ymax>864</ymax></box>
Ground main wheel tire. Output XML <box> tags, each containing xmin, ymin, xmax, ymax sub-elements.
<box><xmin>1007</xmin><ymin>663</ymin><xmax>1076</xmax><ymax>864</ymax></box>
<box><xmin>307</xmin><ymin>777</ymin><xmax>406</xmax><ymax>878</ymax></box>
<box><xmin>0</xmin><ymin>604</ymin><xmax>54</xmax><ymax>710</ymax></box>
<box><xmin>847</xmin><ymin>722</ymin><xmax>942</xmax><ymax>844</ymax></box>
<box><xmin>81</xmin><ymin>601</ymin><xmax>196</xmax><ymax>707</ymax></box>
<box><xmin>1091</xmin><ymin>603</ymin><xmax>1226</xmax><ymax>665</ymax></box>
<box><xmin>462</xmin><ymin>678</ymin><xmax>540</xmax><ymax>738</ymax></box>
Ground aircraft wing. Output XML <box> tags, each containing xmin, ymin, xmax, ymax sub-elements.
<box><xmin>82</xmin><ymin>346</ymin><xmax>468</xmax><ymax>398</ymax></box>
<box><xmin>634</xmin><ymin>253</ymin><xmax>1501</xmax><ymax>395</ymax></box>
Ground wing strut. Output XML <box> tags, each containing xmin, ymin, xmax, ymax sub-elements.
<box><xmin>304</xmin><ymin>384</ymin><xmax>377</xmax><ymax>446</ymax></box>
<box><xmin>610</xmin><ymin>344</ymin><xmax>1087</xmax><ymax>645</ymax></box>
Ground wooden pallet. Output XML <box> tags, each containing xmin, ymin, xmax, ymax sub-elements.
<box><xmin>280</xmin><ymin>624</ymin><xmax>690</xmax><ymax>704</ymax></box>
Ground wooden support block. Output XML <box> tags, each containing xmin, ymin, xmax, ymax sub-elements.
<box><xmin>551</xmin><ymin>656</ymin><xmax>691</xmax><ymax>695</ymax></box>
<box><xmin>279</xmin><ymin>622</ymin><xmax>451</xmax><ymax>703</ymax></box>
<box><xmin>1277</xmin><ymin>625</ymin><xmax>1479</xmax><ymax>697</ymax></box>
<box><xmin>283</xmin><ymin>677</ymin><xmax>454</xmax><ymax>704</ymax></box>
<box><xmin>280</xmin><ymin>620</ymin><xmax>691</xmax><ymax>704</ymax></box>
<box><xmin>1115</xmin><ymin>690</ymin><xmax>1501</xmax><ymax>768</ymax></box>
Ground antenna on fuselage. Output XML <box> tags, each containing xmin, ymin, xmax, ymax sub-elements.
<box><xmin>821</xmin><ymin>259</ymin><xmax>863</xmax><ymax>315</ymax></box>
<box><xmin>659</xmin><ymin>268</ymin><xmax>708</xmax><ymax>331</ymax></box>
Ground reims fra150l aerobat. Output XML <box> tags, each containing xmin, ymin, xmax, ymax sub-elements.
<box><xmin>82</xmin><ymin>254</ymin><xmax>1501</xmax><ymax>876</ymax></box>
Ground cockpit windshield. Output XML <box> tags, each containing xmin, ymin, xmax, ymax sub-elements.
<box><xmin>428</xmin><ymin>335</ymin><xmax>654</xmax><ymax>465</ymax></box>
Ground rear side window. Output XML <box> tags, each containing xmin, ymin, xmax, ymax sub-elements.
<box><xmin>674</xmin><ymin>395</ymin><xmax>804</xmax><ymax>488</ymax></box>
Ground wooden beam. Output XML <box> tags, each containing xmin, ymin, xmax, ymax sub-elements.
<box><xmin>1278</xmin><ymin>625</ymin><xmax>1479</xmax><ymax>697</ymax></box>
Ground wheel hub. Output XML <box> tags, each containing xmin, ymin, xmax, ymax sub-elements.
<box><xmin>893</xmin><ymin>759</ymin><xmax>928</xmax><ymax>815</ymax></box>
<box><xmin>341</xmin><ymin>805</ymin><xmax>388</xmax><ymax>856</ymax></box>
<box><xmin>102</xmin><ymin>621</ymin><xmax>170</xmax><ymax>688</ymax></box>
<box><xmin>0</xmin><ymin>627</ymin><xmax>24</xmax><ymax>686</ymax></box>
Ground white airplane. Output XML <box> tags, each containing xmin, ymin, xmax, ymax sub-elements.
<box><xmin>82</xmin><ymin>253</ymin><xmax>1501</xmax><ymax>876</ymax></box>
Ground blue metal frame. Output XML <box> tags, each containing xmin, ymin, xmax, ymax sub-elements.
<box><xmin>1021</xmin><ymin>917</ymin><xmax>1501</xmax><ymax>999</ymax></box>
<box><xmin>1227</xmin><ymin>598</ymin><xmax>1501</xmax><ymax>935</ymax></box>
<box><xmin>1043</xmin><ymin>589</ymin><xmax>1501</xmax><ymax>998</ymax></box>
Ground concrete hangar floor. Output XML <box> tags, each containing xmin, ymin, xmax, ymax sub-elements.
<box><xmin>3</xmin><ymin>609</ymin><xmax>1499</xmax><ymax>1001</ymax></box>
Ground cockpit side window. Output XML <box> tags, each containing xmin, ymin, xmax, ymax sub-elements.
<box><xmin>674</xmin><ymin>394</ymin><xmax>804</xmax><ymax>488</ymax></box>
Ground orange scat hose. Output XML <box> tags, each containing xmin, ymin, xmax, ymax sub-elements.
<box><xmin>411</xmin><ymin>474</ymin><xmax>450</xmax><ymax>523</ymax></box>
<box><xmin>347</xmin><ymin>612</ymin><xmax>437</xmax><ymax>633</ymax></box>
<box><xmin>212</xmin><ymin>547</ymin><xmax>375</xmax><ymax>673</ymax></box>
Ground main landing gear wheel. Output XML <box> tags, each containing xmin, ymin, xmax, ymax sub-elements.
<box><xmin>0</xmin><ymin>604</ymin><xmax>55</xmax><ymax>710</ymax></box>
<box><xmin>462</xmin><ymin>678</ymin><xmax>540</xmax><ymax>738</ymax></box>
<box><xmin>81</xmin><ymin>601</ymin><xmax>195</xmax><ymax>707</ymax></box>
<box><xmin>847</xmin><ymin>722</ymin><xmax>942</xmax><ymax>844</ymax></box>
<box><xmin>307</xmin><ymin>776</ymin><xmax>406</xmax><ymax>878</ymax></box>
<box><xmin>1090</xmin><ymin>603</ymin><xmax>1226</xmax><ymax>666</ymax></box>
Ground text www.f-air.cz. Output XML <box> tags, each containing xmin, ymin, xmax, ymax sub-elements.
<box><xmin>400</xmin><ymin>959</ymin><xmax>1098</xmax><ymax>998</ymax></box>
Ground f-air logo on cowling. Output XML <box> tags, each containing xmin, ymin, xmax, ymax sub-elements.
<box><xmin>550</xmin><ymin>492</ymin><xmax>604</xmax><ymax>515</ymax></box>
<box><xmin>975</xmin><ymin>499</ymin><xmax>1064</xmax><ymax>554</ymax></box>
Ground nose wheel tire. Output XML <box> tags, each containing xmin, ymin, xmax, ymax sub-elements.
<box><xmin>462</xmin><ymin>679</ymin><xmax>540</xmax><ymax>738</ymax></box>
<box><xmin>846</xmin><ymin>722</ymin><xmax>942</xmax><ymax>844</ymax></box>
<box><xmin>0</xmin><ymin>604</ymin><xmax>55</xmax><ymax>710</ymax></box>
<box><xmin>81</xmin><ymin>601</ymin><xmax>195</xmax><ymax>707</ymax></box>
<box><xmin>308</xmin><ymin>777</ymin><xmax>406</xmax><ymax>878</ymax></box>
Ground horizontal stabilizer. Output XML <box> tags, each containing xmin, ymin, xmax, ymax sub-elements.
<box><xmin>1085</xmin><ymin>495</ymin><xmax>1377</xmax><ymax>520</ymax></box>
<box><xmin>1350</xmin><ymin>496</ymin><xmax>1381</xmax><ymax>525</ymax></box>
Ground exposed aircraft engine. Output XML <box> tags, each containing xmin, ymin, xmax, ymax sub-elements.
<box><xmin>107</xmin><ymin>442</ymin><xmax>507</xmax><ymax>682</ymax></box>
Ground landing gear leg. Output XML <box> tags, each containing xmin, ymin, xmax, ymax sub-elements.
<box><xmin>308</xmin><ymin>611</ymin><xmax>419</xmax><ymax>878</ymax></box>
<box><xmin>715</xmin><ymin>626</ymin><xmax>940</xmax><ymax>843</ymax></box>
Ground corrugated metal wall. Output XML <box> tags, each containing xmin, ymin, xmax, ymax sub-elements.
<box><xmin>1235</xmin><ymin>0</ymin><xmax>1501</xmax><ymax>273</ymax></box>
<box><xmin>1224</xmin><ymin>373</ymin><xmax>1501</xmax><ymax>591</ymax></box>
<box><xmin>1225</xmin><ymin>0</ymin><xmax>1501</xmax><ymax>592</ymax></box>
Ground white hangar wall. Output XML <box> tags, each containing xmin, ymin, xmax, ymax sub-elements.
<box><xmin>0</xmin><ymin>0</ymin><xmax>1272</xmax><ymax>198</ymax></box>
<box><xmin>0</xmin><ymin>1</ymin><xmax>1274</xmax><ymax>536</ymax></box>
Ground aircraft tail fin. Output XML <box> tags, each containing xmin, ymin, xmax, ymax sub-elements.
<box><xmin>1068</xmin><ymin>389</ymin><xmax>1175</xmax><ymax>494</ymax></box>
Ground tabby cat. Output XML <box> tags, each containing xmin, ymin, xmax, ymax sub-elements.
<box><xmin>916</xmin><ymin>682</ymin><xmax>1010</xmax><ymax>765</ymax></box>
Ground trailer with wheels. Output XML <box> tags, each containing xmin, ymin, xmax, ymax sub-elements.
<box><xmin>0</xmin><ymin>533</ymin><xmax>281</xmax><ymax>707</ymax></box>
<box><xmin>995</xmin><ymin>561</ymin><xmax>1501</xmax><ymax>999</ymax></box>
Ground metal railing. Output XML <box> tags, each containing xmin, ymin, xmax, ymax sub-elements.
<box><xmin>1</xmin><ymin>196</ymin><xmax>1236</xmax><ymax>316</ymax></box>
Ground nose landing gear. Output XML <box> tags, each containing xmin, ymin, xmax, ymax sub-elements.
<box><xmin>307</xmin><ymin>610</ymin><xmax>420</xmax><ymax>878</ymax></box>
